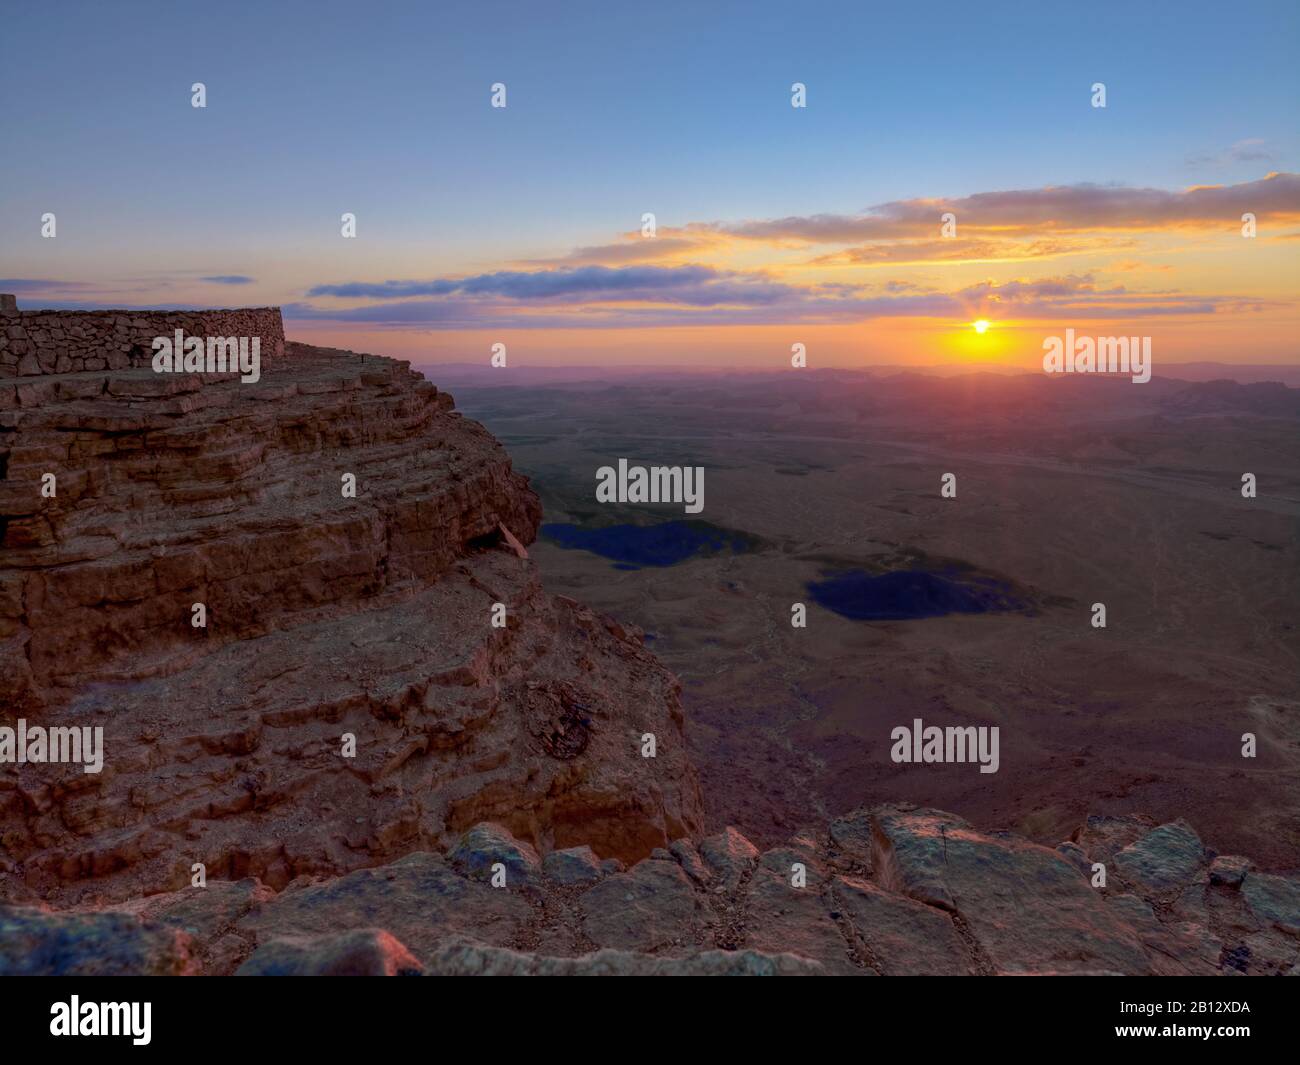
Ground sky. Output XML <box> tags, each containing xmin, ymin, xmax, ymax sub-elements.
<box><xmin>1</xmin><ymin>0</ymin><xmax>1298</xmax><ymax>369</ymax></box>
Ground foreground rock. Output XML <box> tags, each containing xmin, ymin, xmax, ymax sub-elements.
<box><xmin>236</xmin><ymin>929</ymin><xmax>423</xmax><ymax>976</ymax></box>
<box><xmin>873</xmin><ymin>806</ymin><xmax>1150</xmax><ymax>974</ymax></box>
<box><xmin>0</xmin><ymin>906</ymin><xmax>198</xmax><ymax>976</ymax></box>
<box><xmin>6</xmin><ymin>809</ymin><xmax>1295</xmax><ymax>976</ymax></box>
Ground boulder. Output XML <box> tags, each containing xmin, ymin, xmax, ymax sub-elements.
<box><xmin>450</xmin><ymin>824</ymin><xmax>542</xmax><ymax>887</ymax></box>
<box><xmin>541</xmin><ymin>845</ymin><xmax>605</xmax><ymax>886</ymax></box>
<box><xmin>1114</xmin><ymin>821</ymin><xmax>1207</xmax><ymax>892</ymax></box>
<box><xmin>234</xmin><ymin>851</ymin><xmax>531</xmax><ymax>962</ymax></box>
<box><xmin>1242</xmin><ymin>873</ymin><xmax>1300</xmax><ymax>936</ymax></box>
<box><xmin>1209</xmin><ymin>855</ymin><xmax>1253</xmax><ymax>888</ymax></box>
<box><xmin>580</xmin><ymin>859</ymin><xmax>700</xmax><ymax>951</ymax></box>
<box><xmin>698</xmin><ymin>826</ymin><xmax>760</xmax><ymax>891</ymax></box>
<box><xmin>0</xmin><ymin>906</ymin><xmax>198</xmax><ymax>976</ymax></box>
<box><xmin>741</xmin><ymin>847</ymin><xmax>860</xmax><ymax>974</ymax></box>
<box><xmin>236</xmin><ymin>929</ymin><xmax>422</xmax><ymax>976</ymax></box>
<box><xmin>872</xmin><ymin>804</ymin><xmax>1151</xmax><ymax>975</ymax></box>
<box><xmin>832</xmin><ymin>876</ymin><xmax>974</xmax><ymax>975</ymax></box>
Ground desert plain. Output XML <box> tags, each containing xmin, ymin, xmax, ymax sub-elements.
<box><xmin>441</xmin><ymin>366</ymin><xmax>1300</xmax><ymax>869</ymax></box>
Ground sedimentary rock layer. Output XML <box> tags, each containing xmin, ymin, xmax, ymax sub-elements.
<box><xmin>1</xmin><ymin>342</ymin><xmax>540</xmax><ymax>703</ymax></box>
<box><xmin>0</xmin><ymin>339</ymin><xmax>703</xmax><ymax>905</ymax></box>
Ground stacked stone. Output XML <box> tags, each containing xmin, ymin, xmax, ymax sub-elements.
<box><xmin>0</xmin><ymin>296</ymin><xmax>286</xmax><ymax>377</ymax></box>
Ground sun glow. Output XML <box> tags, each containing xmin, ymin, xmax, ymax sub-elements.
<box><xmin>973</xmin><ymin>319</ymin><xmax>991</xmax><ymax>334</ymax></box>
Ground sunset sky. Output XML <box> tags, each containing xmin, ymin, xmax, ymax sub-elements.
<box><xmin>2</xmin><ymin>0</ymin><xmax>1297</xmax><ymax>368</ymax></box>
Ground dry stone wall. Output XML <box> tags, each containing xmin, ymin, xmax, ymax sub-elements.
<box><xmin>0</xmin><ymin>296</ymin><xmax>285</xmax><ymax>377</ymax></box>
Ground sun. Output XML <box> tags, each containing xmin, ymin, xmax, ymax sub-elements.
<box><xmin>972</xmin><ymin>319</ymin><xmax>991</xmax><ymax>335</ymax></box>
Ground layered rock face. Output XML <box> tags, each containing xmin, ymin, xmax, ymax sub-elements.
<box><xmin>0</xmin><ymin>323</ymin><xmax>703</xmax><ymax>909</ymax></box>
<box><xmin>1</xmin><ymin>340</ymin><xmax>540</xmax><ymax>702</ymax></box>
<box><xmin>4</xmin><ymin>806</ymin><xmax>1296</xmax><ymax>976</ymax></box>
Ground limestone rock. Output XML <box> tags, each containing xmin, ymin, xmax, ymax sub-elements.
<box><xmin>2</xmin><ymin>809</ymin><xmax>1290</xmax><ymax>976</ymax></box>
<box><xmin>541</xmin><ymin>845</ymin><xmax>605</xmax><ymax>886</ymax></box>
<box><xmin>668</xmin><ymin>838</ymin><xmax>710</xmax><ymax>885</ymax></box>
<box><xmin>827</xmin><ymin>808</ymin><xmax>876</xmax><ymax>869</ymax></box>
<box><xmin>1242</xmin><ymin>873</ymin><xmax>1300</xmax><ymax>936</ymax></box>
<box><xmin>1209</xmin><ymin>855</ymin><xmax>1253</xmax><ymax>888</ymax></box>
<box><xmin>450</xmin><ymin>823</ymin><xmax>542</xmax><ymax>887</ymax></box>
<box><xmin>872</xmin><ymin>804</ymin><xmax>1151</xmax><ymax>975</ymax></box>
<box><xmin>1114</xmin><ymin>820</ymin><xmax>1207</xmax><ymax>892</ymax></box>
<box><xmin>1072</xmin><ymin>813</ymin><xmax>1159</xmax><ymax>864</ymax></box>
<box><xmin>832</xmin><ymin>876</ymin><xmax>974</xmax><ymax>975</ymax></box>
<box><xmin>1055</xmin><ymin>841</ymin><xmax>1093</xmax><ymax>878</ymax></box>
<box><xmin>580</xmin><ymin>859</ymin><xmax>700</xmax><ymax>952</ymax></box>
<box><xmin>741</xmin><ymin>847</ymin><xmax>861</xmax><ymax>974</ymax></box>
<box><xmin>699</xmin><ymin>826</ymin><xmax>760</xmax><ymax>891</ymax></box>
<box><xmin>1</xmin><ymin>343</ymin><xmax>703</xmax><ymax>906</ymax></box>
<box><xmin>1104</xmin><ymin>893</ymin><xmax>1221</xmax><ymax>976</ymax></box>
<box><xmin>0</xmin><ymin>905</ymin><xmax>198</xmax><ymax>976</ymax></box>
<box><xmin>425</xmin><ymin>937</ymin><xmax>823</xmax><ymax>976</ymax></box>
<box><xmin>236</xmin><ymin>929</ymin><xmax>423</xmax><ymax>976</ymax></box>
<box><xmin>234</xmin><ymin>851</ymin><xmax>531</xmax><ymax>962</ymax></box>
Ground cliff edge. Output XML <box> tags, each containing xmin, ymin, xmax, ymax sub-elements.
<box><xmin>0</xmin><ymin>329</ymin><xmax>702</xmax><ymax>907</ymax></box>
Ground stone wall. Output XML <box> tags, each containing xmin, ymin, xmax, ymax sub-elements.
<box><xmin>0</xmin><ymin>297</ymin><xmax>286</xmax><ymax>377</ymax></box>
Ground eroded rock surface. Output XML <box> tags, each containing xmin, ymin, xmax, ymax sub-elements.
<box><xmin>5</xmin><ymin>811</ymin><xmax>1294</xmax><ymax>976</ymax></box>
<box><xmin>0</xmin><ymin>340</ymin><xmax>703</xmax><ymax>908</ymax></box>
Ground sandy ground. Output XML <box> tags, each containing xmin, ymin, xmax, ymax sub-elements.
<box><xmin>447</xmin><ymin>372</ymin><xmax>1300</xmax><ymax>869</ymax></box>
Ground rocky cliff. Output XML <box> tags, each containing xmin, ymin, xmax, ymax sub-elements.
<box><xmin>0</xmin><ymin>328</ymin><xmax>702</xmax><ymax>911</ymax></box>
<box><xmin>1</xmin><ymin>314</ymin><xmax>1296</xmax><ymax>976</ymax></box>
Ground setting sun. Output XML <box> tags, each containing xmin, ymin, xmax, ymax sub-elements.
<box><xmin>973</xmin><ymin>320</ymin><xmax>991</xmax><ymax>334</ymax></box>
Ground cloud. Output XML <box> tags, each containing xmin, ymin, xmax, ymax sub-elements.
<box><xmin>1110</xmin><ymin>259</ymin><xmax>1174</xmax><ymax>272</ymax></box>
<box><xmin>714</xmin><ymin>172</ymin><xmax>1300</xmax><ymax>242</ymax></box>
<box><xmin>308</xmin><ymin>265</ymin><xmax>803</xmax><ymax>306</ymax></box>
<box><xmin>810</xmin><ymin>236</ymin><xmax>1138</xmax><ymax>266</ymax></box>
<box><xmin>519</xmin><ymin>230</ymin><xmax>726</xmax><ymax>267</ymax></box>
<box><xmin>1187</xmin><ymin>139</ymin><xmax>1277</xmax><ymax>168</ymax></box>
<box><xmin>11</xmin><ymin>300</ymin><xmax>216</xmax><ymax>311</ymax></box>
<box><xmin>287</xmin><ymin>268</ymin><xmax>1257</xmax><ymax>328</ymax></box>
<box><xmin>199</xmin><ymin>275</ymin><xmax>256</xmax><ymax>285</ymax></box>
<box><xmin>0</xmin><ymin>278</ymin><xmax>101</xmax><ymax>294</ymax></box>
<box><xmin>288</xmin><ymin>174</ymin><xmax>1292</xmax><ymax>330</ymax></box>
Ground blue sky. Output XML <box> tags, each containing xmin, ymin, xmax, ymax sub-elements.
<box><xmin>1</xmin><ymin>0</ymin><xmax>1297</xmax><ymax>366</ymax></box>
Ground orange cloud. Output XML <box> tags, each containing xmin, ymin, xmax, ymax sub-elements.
<box><xmin>714</xmin><ymin>172</ymin><xmax>1300</xmax><ymax>242</ymax></box>
<box><xmin>810</xmin><ymin>236</ymin><xmax>1139</xmax><ymax>266</ymax></box>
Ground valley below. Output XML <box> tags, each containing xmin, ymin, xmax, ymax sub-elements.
<box><xmin>442</xmin><ymin>366</ymin><xmax>1300</xmax><ymax>870</ymax></box>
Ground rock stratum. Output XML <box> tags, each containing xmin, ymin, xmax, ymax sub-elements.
<box><xmin>1</xmin><ymin>330</ymin><xmax>701</xmax><ymax>915</ymax></box>
<box><xmin>1</xmin><ymin>314</ymin><xmax>1296</xmax><ymax>976</ymax></box>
